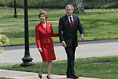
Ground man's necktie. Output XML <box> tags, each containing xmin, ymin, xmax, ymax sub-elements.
<box><xmin>70</xmin><ymin>16</ymin><xmax>74</xmax><ymax>29</ymax></box>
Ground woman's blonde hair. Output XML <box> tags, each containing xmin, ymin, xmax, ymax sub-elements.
<box><xmin>39</xmin><ymin>11</ymin><xmax>48</xmax><ymax>19</ymax></box>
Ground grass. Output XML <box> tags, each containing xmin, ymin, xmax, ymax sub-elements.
<box><xmin>0</xmin><ymin>78</ymin><xmax>9</xmax><ymax>79</ymax></box>
<box><xmin>0</xmin><ymin>56</ymin><xmax>118</xmax><ymax>79</ymax></box>
<box><xmin>0</xmin><ymin>7</ymin><xmax>118</xmax><ymax>46</ymax></box>
<box><xmin>0</xmin><ymin>47</ymin><xmax>3</xmax><ymax>55</ymax></box>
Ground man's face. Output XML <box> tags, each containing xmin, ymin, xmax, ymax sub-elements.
<box><xmin>66</xmin><ymin>6</ymin><xmax>73</xmax><ymax>16</ymax></box>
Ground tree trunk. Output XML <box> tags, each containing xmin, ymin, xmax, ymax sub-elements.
<box><xmin>73</xmin><ymin>0</ymin><xmax>85</xmax><ymax>14</ymax></box>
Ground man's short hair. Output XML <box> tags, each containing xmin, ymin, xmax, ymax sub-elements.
<box><xmin>66</xmin><ymin>4</ymin><xmax>74</xmax><ymax>11</ymax></box>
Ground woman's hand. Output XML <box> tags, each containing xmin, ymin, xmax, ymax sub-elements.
<box><xmin>38</xmin><ymin>48</ymin><xmax>43</xmax><ymax>52</ymax></box>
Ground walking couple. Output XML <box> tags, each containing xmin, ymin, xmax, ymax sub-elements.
<box><xmin>35</xmin><ymin>4</ymin><xmax>84</xmax><ymax>79</ymax></box>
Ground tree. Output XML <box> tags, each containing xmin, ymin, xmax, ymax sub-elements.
<box><xmin>69</xmin><ymin>0</ymin><xmax>85</xmax><ymax>13</ymax></box>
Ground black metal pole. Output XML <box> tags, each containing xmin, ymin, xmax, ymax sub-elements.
<box><xmin>14</xmin><ymin>0</ymin><xmax>18</xmax><ymax>17</ymax></box>
<box><xmin>21</xmin><ymin>0</ymin><xmax>34</xmax><ymax>67</ymax></box>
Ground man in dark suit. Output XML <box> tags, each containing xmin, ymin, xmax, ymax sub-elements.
<box><xmin>59</xmin><ymin>5</ymin><xmax>84</xmax><ymax>79</ymax></box>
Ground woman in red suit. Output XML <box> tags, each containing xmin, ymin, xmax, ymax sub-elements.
<box><xmin>35</xmin><ymin>11</ymin><xmax>59</xmax><ymax>79</ymax></box>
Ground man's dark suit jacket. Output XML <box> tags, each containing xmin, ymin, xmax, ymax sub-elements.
<box><xmin>59</xmin><ymin>15</ymin><xmax>84</xmax><ymax>47</ymax></box>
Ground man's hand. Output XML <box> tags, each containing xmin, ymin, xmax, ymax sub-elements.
<box><xmin>38</xmin><ymin>48</ymin><xmax>43</xmax><ymax>52</ymax></box>
<box><xmin>62</xmin><ymin>41</ymin><xmax>67</xmax><ymax>48</ymax></box>
<box><xmin>80</xmin><ymin>34</ymin><xmax>84</xmax><ymax>40</ymax></box>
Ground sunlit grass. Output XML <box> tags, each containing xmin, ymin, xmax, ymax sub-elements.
<box><xmin>0</xmin><ymin>56</ymin><xmax>118</xmax><ymax>79</ymax></box>
<box><xmin>0</xmin><ymin>7</ymin><xmax>118</xmax><ymax>45</ymax></box>
<box><xmin>0</xmin><ymin>78</ymin><xmax>9</xmax><ymax>79</ymax></box>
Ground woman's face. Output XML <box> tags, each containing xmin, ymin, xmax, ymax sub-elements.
<box><xmin>40</xmin><ymin>14</ymin><xmax>46</xmax><ymax>22</ymax></box>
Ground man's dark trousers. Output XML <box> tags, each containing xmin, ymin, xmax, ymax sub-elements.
<box><xmin>65</xmin><ymin>41</ymin><xmax>76</xmax><ymax>77</ymax></box>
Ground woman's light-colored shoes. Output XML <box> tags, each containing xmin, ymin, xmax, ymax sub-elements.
<box><xmin>38</xmin><ymin>74</ymin><xmax>52</xmax><ymax>79</ymax></box>
<box><xmin>47</xmin><ymin>76</ymin><xmax>52</xmax><ymax>79</ymax></box>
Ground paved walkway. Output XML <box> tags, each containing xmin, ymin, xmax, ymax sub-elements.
<box><xmin>0</xmin><ymin>69</ymin><xmax>97</xmax><ymax>79</ymax></box>
<box><xmin>1</xmin><ymin>39</ymin><xmax>118</xmax><ymax>66</ymax></box>
<box><xmin>0</xmin><ymin>39</ymin><xmax>118</xmax><ymax>79</ymax></box>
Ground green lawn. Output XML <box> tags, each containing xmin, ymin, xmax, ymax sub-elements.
<box><xmin>0</xmin><ymin>7</ymin><xmax>118</xmax><ymax>45</ymax></box>
<box><xmin>0</xmin><ymin>56</ymin><xmax>118</xmax><ymax>79</ymax></box>
<box><xmin>0</xmin><ymin>78</ymin><xmax>9</xmax><ymax>79</ymax></box>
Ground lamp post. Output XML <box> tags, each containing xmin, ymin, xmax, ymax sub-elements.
<box><xmin>14</xmin><ymin>0</ymin><xmax>18</xmax><ymax>17</ymax></box>
<box><xmin>21</xmin><ymin>0</ymin><xmax>34</xmax><ymax>67</ymax></box>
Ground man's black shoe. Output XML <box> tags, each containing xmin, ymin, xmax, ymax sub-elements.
<box><xmin>67</xmin><ymin>76</ymin><xmax>73</xmax><ymax>78</ymax></box>
<box><xmin>73</xmin><ymin>75</ymin><xmax>79</xmax><ymax>79</ymax></box>
<box><xmin>67</xmin><ymin>75</ymin><xmax>79</xmax><ymax>79</ymax></box>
